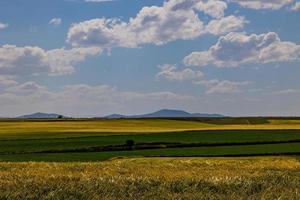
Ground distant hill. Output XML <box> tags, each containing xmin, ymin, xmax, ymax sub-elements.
<box><xmin>104</xmin><ymin>114</ymin><xmax>127</xmax><ymax>119</ymax></box>
<box><xmin>104</xmin><ymin>109</ymin><xmax>225</xmax><ymax>118</ymax></box>
<box><xmin>17</xmin><ymin>112</ymin><xmax>67</xmax><ymax>119</ymax></box>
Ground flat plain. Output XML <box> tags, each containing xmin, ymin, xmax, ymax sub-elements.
<box><xmin>1</xmin><ymin>118</ymin><xmax>300</xmax><ymax>199</ymax></box>
<box><xmin>1</xmin><ymin>118</ymin><xmax>300</xmax><ymax>161</ymax></box>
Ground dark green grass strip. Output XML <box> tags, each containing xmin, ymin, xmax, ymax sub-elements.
<box><xmin>1</xmin><ymin>143</ymin><xmax>299</xmax><ymax>162</ymax></box>
<box><xmin>1</xmin><ymin>130</ymin><xmax>300</xmax><ymax>154</ymax></box>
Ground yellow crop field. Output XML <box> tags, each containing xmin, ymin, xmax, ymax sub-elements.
<box><xmin>1</xmin><ymin>157</ymin><xmax>299</xmax><ymax>200</ymax></box>
<box><xmin>1</xmin><ymin>118</ymin><xmax>300</xmax><ymax>138</ymax></box>
<box><xmin>0</xmin><ymin>119</ymin><xmax>214</xmax><ymax>137</ymax></box>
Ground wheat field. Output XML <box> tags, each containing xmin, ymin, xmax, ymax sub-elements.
<box><xmin>1</xmin><ymin>118</ymin><xmax>300</xmax><ymax>139</ymax></box>
<box><xmin>1</xmin><ymin>157</ymin><xmax>299</xmax><ymax>200</ymax></box>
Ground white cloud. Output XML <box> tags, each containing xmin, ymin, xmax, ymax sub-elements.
<box><xmin>165</xmin><ymin>0</ymin><xmax>227</xmax><ymax>19</ymax></box>
<box><xmin>67</xmin><ymin>6</ymin><xmax>204</xmax><ymax>48</ymax></box>
<box><xmin>194</xmin><ymin>0</ymin><xmax>227</xmax><ymax>19</ymax></box>
<box><xmin>0</xmin><ymin>45</ymin><xmax>102</xmax><ymax>76</ymax></box>
<box><xmin>291</xmin><ymin>2</ymin><xmax>300</xmax><ymax>10</ymax></box>
<box><xmin>206</xmin><ymin>15</ymin><xmax>247</xmax><ymax>35</ymax></box>
<box><xmin>0</xmin><ymin>76</ymin><xmax>18</xmax><ymax>91</ymax></box>
<box><xmin>49</xmin><ymin>18</ymin><xmax>62</xmax><ymax>25</ymax></box>
<box><xmin>0</xmin><ymin>23</ymin><xmax>8</xmax><ymax>30</ymax></box>
<box><xmin>272</xmin><ymin>89</ymin><xmax>300</xmax><ymax>95</ymax></box>
<box><xmin>195</xmin><ymin>79</ymin><xmax>250</xmax><ymax>94</ymax></box>
<box><xmin>46</xmin><ymin>47</ymin><xmax>102</xmax><ymax>75</ymax></box>
<box><xmin>67</xmin><ymin>0</ymin><xmax>245</xmax><ymax>49</ymax></box>
<box><xmin>6</xmin><ymin>81</ymin><xmax>47</xmax><ymax>95</ymax></box>
<box><xmin>229</xmin><ymin>0</ymin><xmax>295</xmax><ymax>10</ymax></box>
<box><xmin>156</xmin><ymin>64</ymin><xmax>204</xmax><ymax>81</ymax></box>
<box><xmin>184</xmin><ymin>32</ymin><xmax>300</xmax><ymax>67</ymax></box>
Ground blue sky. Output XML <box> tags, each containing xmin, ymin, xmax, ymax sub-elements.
<box><xmin>0</xmin><ymin>0</ymin><xmax>300</xmax><ymax>117</ymax></box>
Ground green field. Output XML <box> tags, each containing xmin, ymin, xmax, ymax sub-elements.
<box><xmin>1</xmin><ymin>143</ymin><xmax>300</xmax><ymax>162</ymax></box>
<box><xmin>1</xmin><ymin>118</ymin><xmax>300</xmax><ymax>162</ymax></box>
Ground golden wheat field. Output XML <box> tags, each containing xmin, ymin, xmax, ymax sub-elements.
<box><xmin>1</xmin><ymin>118</ymin><xmax>300</xmax><ymax>138</ymax></box>
<box><xmin>1</xmin><ymin>156</ymin><xmax>299</xmax><ymax>200</ymax></box>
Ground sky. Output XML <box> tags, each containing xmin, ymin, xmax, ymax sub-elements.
<box><xmin>0</xmin><ymin>0</ymin><xmax>300</xmax><ymax>117</ymax></box>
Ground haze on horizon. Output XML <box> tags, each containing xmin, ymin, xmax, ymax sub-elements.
<box><xmin>0</xmin><ymin>0</ymin><xmax>300</xmax><ymax>117</ymax></box>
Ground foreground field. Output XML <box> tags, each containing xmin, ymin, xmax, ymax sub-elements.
<box><xmin>1</xmin><ymin>157</ymin><xmax>299</xmax><ymax>200</ymax></box>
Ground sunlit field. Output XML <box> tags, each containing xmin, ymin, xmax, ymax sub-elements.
<box><xmin>0</xmin><ymin>118</ymin><xmax>300</xmax><ymax>162</ymax></box>
<box><xmin>1</xmin><ymin>157</ymin><xmax>299</xmax><ymax>200</ymax></box>
<box><xmin>1</xmin><ymin>118</ymin><xmax>300</xmax><ymax>199</ymax></box>
<box><xmin>1</xmin><ymin>118</ymin><xmax>300</xmax><ymax>139</ymax></box>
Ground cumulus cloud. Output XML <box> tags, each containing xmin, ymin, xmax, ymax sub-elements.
<box><xmin>67</xmin><ymin>0</ymin><xmax>245</xmax><ymax>49</ymax></box>
<box><xmin>165</xmin><ymin>0</ymin><xmax>228</xmax><ymax>18</ymax></box>
<box><xmin>0</xmin><ymin>76</ymin><xmax>18</xmax><ymax>91</ymax></box>
<box><xmin>206</xmin><ymin>15</ymin><xmax>247</xmax><ymax>35</ymax></box>
<box><xmin>6</xmin><ymin>81</ymin><xmax>48</xmax><ymax>95</ymax></box>
<box><xmin>0</xmin><ymin>45</ymin><xmax>102</xmax><ymax>76</ymax></box>
<box><xmin>195</xmin><ymin>79</ymin><xmax>250</xmax><ymax>94</ymax></box>
<box><xmin>156</xmin><ymin>64</ymin><xmax>204</xmax><ymax>81</ymax></box>
<box><xmin>184</xmin><ymin>32</ymin><xmax>300</xmax><ymax>67</ymax></box>
<box><xmin>0</xmin><ymin>22</ymin><xmax>8</xmax><ymax>30</ymax></box>
<box><xmin>272</xmin><ymin>89</ymin><xmax>300</xmax><ymax>95</ymax></box>
<box><xmin>229</xmin><ymin>0</ymin><xmax>295</xmax><ymax>10</ymax></box>
<box><xmin>49</xmin><ymin>18</ymin><xmax>62</xmax><ymax>25</ymax></box>
<box><xmin>291</xmin><ymin>2</ymin><xmax>300</xmax><ymax>10</ymax></box>
<box><xmin>67</xmin><ymin>6</ymin><xmax>204</xmax><ymax>48</ymax></box>
<box><xmin>194</xmin><ymin>0</ymin><xmax>227</xmax><ymax>19</ymax></box>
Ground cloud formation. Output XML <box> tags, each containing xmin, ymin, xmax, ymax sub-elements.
<box><xmin>229</xmin><ymin>0</ymin><xmax>296</xmax><ymax>10</ymax></box>
<box><xmin>0</xmin><ymin>75</ymin><xmax>298</xmax><ymax>117</ymax></box>
<box><xmin>49</xmin><ymin>18</ymin><xmax>62</xmax><ymax>25</ymax></box>
<box><xmin>0</xmin><ymin>45</ymin><xmax>101</xmax><ymax>76</ymax></box>
<box><xmin>0</xmin><ymin>76</ymin><xmax>18</xmax><ymax>91</ymax></box>
<box><xmin>156</xmin><ymin>64</ymin><xmax>204</xmax><ymax>81</ymax></box>
<box><xmin>67</xmin><ymin>0</ymin><xmax>245</xmax><ymax>49</ymax></box>
<box><xmin>0</xmin><ymin>81</ymin><xmax>196</xmax><ymax>117</ymax></box>
<box><xmin>194</xmin><ymin>0</ymin><xmax>227</xmax><ymax>19</ymax></box>
<box><xmin>0</xmin><ymin>22</ymin><xmax>8</xmax><ymax>30</ymax></box>
<box><xmin>195</xmin><ymin>79</ymin><xmax>250</xmax><ymax>94</ymax></box>
<box><xmin>6</xmin><ymin>81</ymin><xmax>48</xmax><ymax>95</ymax></box>
<box><xmin>1</xmin><ymin>78</ymin><xmax>300</xmax><ymax>117</ymax></box>
<box><xmin>291</xmin><ymin>2</ymin><xmax>300</xmax><ymax>10</ymax></box>
<box><xmin>206</xmin><ymin>15</ymin><xmax>247</xmax><ymax>35</ymax></box>
<box><xmin>184</xmin><ymin>32</ymin><xmax>300</xmax><ymax>67</ymax></box>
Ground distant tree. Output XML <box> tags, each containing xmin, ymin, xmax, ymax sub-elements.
<box><xmin>126</xmin><ymin>140</ymin><xmax>135</xmax><ymax>150</ymax></box>
<box><xmin>57</xmin><ymin>115</ymin><xmax>63</xmax><ymax>119</ymax></box>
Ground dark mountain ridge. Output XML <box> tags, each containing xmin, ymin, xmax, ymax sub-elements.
<box><xmin>17</xmin><ymin>112</ymin><xmax>67</xmax><ymax>119</ymax></box>
<box><xmin>104</xmin><ymin>109</ymin><xmax>225</xmax><ymax>118</ymax></box>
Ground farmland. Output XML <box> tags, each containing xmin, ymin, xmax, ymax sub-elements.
<box><xmin>1</xmin><ymin>157</ymin><xmax>299</xmax><ymax>199</ymax></box>
<box><xmin>0</xmin><ymin>118</ymin><xmax>300</xmax><ymax>161</ymax></box>
<box><xmin>1</xmin><ymin>118</ymin><xmax>300</xmax><ymax>199</ymax></box>
<box><xmin>2</xmin><ymin>118</ymin><xmax>300</xmax><ymax>139</ymax></box>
